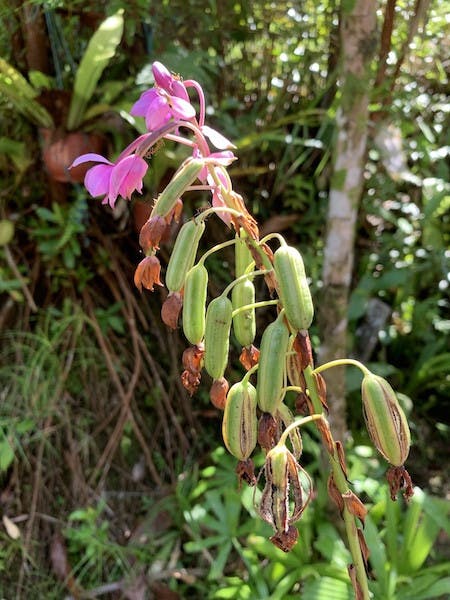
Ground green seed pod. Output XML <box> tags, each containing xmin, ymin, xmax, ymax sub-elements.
<box><xmin>256</xmin><ymin>311</ymin><xmax>290</xmax><ymax>414</ymax></box>
<box><xmin>204</xmin><ymin>296</ymin><xmax>233</xmax><ymax>379</ymax></box>
<box><xmin>232</xmin><ymin>280</ymin><xmax>256</xmax><ymax>347</ymax></box>
<box><xmin>259</xmin><ymin>444</ymin><xmax>312</xmax><ymax>534</ymax></box>
<box><xmin>165</xmin><ymin>220</ymin><xmax>205</xmax><ymax>293</ymax></box>
<box><xmin>222</xmin><ymin>380</ymin><xmax>257</xmax><ymax>460</ymax></box>
<box><xmin>183</xmin><ymin>263</ymin><xmax>208</xmax><ymax>345</ymax></box>
<box><xmin>273</xmin><ymin>245</ymin><xmax>314</xmax><ymax>332</ymax></box>
<box><xmin>152</xmin><ymin>158</ymin><xmax>203</xmax><ymax>218</ymax></box>
<box><xmin>361</xmin><ymin>373</ymin><xmax>411</xmax><ymax>467</ymax></box>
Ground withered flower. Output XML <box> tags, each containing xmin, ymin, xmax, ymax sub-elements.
<box><xmin>161</xmin><ymin>291</ymin><xmax>183</xmax><ymax>329</ymax></box>
<box><xmin>386</xmin><ymin>465</ymin><xmax>414</xmax><ymax>501</ymax></box>
<box><xmin>134</xmin><ymin>255</ymin><xmax>163</xmax><ymax>292</ymax></box>
<box><xmin>181</xmin><ymin>369</ymin><xmax>201</xmax><ymax>396</ymax></box>
<box><xmin>293</xmin><ymin>331</ymin><xmax>313</xmax><ymax>370</ymax></box>
<box><xmin>181</xmin><ymin>344</ymin><xmax>204</xmax><ymax>396</ymax></box>
<box><xmin>210</xmin><ymin>377</ymin><xmax>229</xmax><ymax>410</ymax></box>
<box><xmin>342</xmin><ymin>490</ymin><xmax>367</xmax><ymax>527</ymax></box>
<box><xmin>239</xmin><ymin>345</ymin><xmax>260</xmax><ymax>371</ymax></box>
<box><xmin>327</xmin><ymin>473</ymin><xmax>344</xmax><ymax>514</ymax></box>
<box><xmin>270</xmin><ymin>525</ymin><xmax>299</xmax><ymax>552</ymax></box>
<box><xmin>139</xmin><ymin>215</ymin><xmax>168</xmax><ymax>251</ymax></box>
<box><xmin>295</xmin><ymin>392</ymin><xmax>310</xmax><ymax>415</ymax></box>
<box><xmin>258</xmin><ymin>412</ymin><xmax>279</xmax><ymax>451</ymax></box>
<box><xmin>182</xmin><ymin>344</ymin><xmax>204</xmax><ymax>372</ymax></box>
<box><xmin>257</xmin><ymin>444</ymin><xmax>313</xmax><ymax>538</ymax></box>
<box><xmin>236</xmin><ymin>458</ymin><xmax>256</xmax><ymax>487</ymax></box>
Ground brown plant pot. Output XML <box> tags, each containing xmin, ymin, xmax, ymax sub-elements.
<box><xmin>40</xmin><ymin>128</ymin><xmax>105</xmax><ymax>183</ymax></box>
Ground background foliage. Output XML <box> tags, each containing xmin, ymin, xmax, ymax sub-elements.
<box><xmin>0</xmin><ymin>0</ymin><xmax>448</xmax><ymax>597</ymax></box>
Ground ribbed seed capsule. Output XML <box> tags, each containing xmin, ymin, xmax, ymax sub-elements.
<box><xmin>256</xmin><ymin>311</ymin><xmax>290</xmax><ymax>414</ymax></box>
<box><xmin>165</xmin><ymin>220</ymin><xmax>205</xmax><ymax>293</ymax></box>
<box><xmin>258</xmin><ymin>444</ymin><xmax>312</xmax><ymax>534</ymax></box>
<box><xmin>222</xmin><ymin>380</ymin><xmax>257</xmax><ymax>460</ymax></box>
<box><xmin>152</xmin><ymin>158</ymin><xmax>203</xmax><ymax>218</ymax></box>
<box><xmin>183</xmin><ymin>263</ymin><xmax>208</xmax><ymax>345</ymax></box>
<box><xmin>232</xmin><ymin>280</ymin><xmax>256</xmax><ymax>347</ymax></box>
<box><xmin>204</xmin><ymin>296</ymin><xmax>233</xmax><ymax>379</ymax></box>
<box><xmin>361</xmin><ymin>373</ymin><xmax>411</xmax><ymax>467</ymax></box>
<box><xmin>273</xmin><ymin>245</ymin><xmax>314</xmax><ymax>331</ymax></box>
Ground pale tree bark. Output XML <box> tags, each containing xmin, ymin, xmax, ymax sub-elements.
<box><xmin>317</xmin><ymin>0</ymin><xmax>377</xmax><ymax>442</ymax></box>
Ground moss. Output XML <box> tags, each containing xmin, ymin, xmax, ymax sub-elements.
<box><xmin>331</xmin><ymin>169</ymin><xmax>347</xmax><ymax>191</ymax></box>
<box><xmin>342</xmin><ymin>0</ymin><xmax>357</xmax><ymax>15</ymax></box>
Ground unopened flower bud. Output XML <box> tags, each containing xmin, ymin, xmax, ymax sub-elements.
<box><xmin>362</xmin><ymin>374</ymin><xmax>411</xmax><ymax>467</ymax></box>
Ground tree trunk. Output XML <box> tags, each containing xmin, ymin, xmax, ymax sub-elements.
<box><xmin>318</xmin><ymin>0</ymin><xmax>377</xmax><ymax>442</ymax></box>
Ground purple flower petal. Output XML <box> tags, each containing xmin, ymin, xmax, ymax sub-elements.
<box><xmin>171</xmin><ymin>79</ymin><xmax>190</xmax><ymax>101</ymax></box>
<box><xmin>84</xmin><ymin>164</ymin><xmax>112</xmax><ymax>197</ymax></box>
<box><xmin>201</xmin><ymin>126</ymin><xmax>236</xmax><ymax>150</ymax></box>
<box><xmin>110</xmin><ymin>155</ymin><xmax>148</xmax><ymax>205</ymax></box>
<box><xmin>152</xmin><ymin>61</ymin><xmax>173</xmax><ymax>90</ymax></box>
<box><xmin>130</xmin><ymin>89</ymin><xmax>159</xmax><ymax>117</ymax></box>
<box><xmin>70</xmin><ymin>153</ymin><xmax>113</xmax><ymax>168</ymax></box>
<box><xmin>169</xmin><ymin>96</ymin><xmax>196</xmax><ymax>120</ymax></box>
<box><xmin>146</xmin><ymin>95</ymin><xmax>171</xmax><ymax>130</ymax></box>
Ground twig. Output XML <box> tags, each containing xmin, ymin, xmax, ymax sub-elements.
<box><xmin>3</xmin><ymin>244</ymin><xmax>38</xmax><ymax>312</ymax></box>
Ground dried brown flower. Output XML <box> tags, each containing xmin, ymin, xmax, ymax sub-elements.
<box><xmin>134</xmin><ymin>255</ymin><xmax>163</xmax><ymax>292</ymax></box>
<box><xmin>161</xmin><ymin>291</ymin><xmax>183</xmax><ymax>329</ymax></box>
<box><xmin>139</xmin><ymin>215</ymin><xmax>168</xmax><ymax>251</ymax></box>
<box><xmin>386</xmin><ymin>465</ymin><xmax>414</xmax><ymax>501</ymax></box>
<box><xmin>210</xmin><ymin>377</ymin><xmax>229</xmax><ymax>410</ymax></box>
<box><xmin>239</xmin><ymin>345</ymin><xmax>260</xmax><ymax>370</ymax></box>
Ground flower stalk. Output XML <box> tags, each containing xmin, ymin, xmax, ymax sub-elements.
<box><xmin>71</xmin><ymin>59</ymin><xmax>413</xmax><ymax>600</ymax></box>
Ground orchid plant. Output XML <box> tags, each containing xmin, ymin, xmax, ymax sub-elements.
<box><xmin>72</xmin><ymin>61</ymin><xmax>413</xmax><ymax>600</ymax></box>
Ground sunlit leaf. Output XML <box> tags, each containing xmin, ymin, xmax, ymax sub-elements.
<box><xmin>67</xmin><ymin>10</ymin><xmax>124</xmax><ymax>130</ymax></box>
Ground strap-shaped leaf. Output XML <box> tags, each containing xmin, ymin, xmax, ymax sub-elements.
<box><xmin>67</xmin><ymin>9</ymin><xmax>124</xmax><ymax>130</ymax></box>
<box><xmin>0</xmin><ymin>58</ymin><xmax>53</xmax><ymax>128</ymax></box>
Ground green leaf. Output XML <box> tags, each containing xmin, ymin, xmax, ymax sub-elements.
<box><xmin>300</xmin><ymin>575</ymin><xmax>353</xmax><ymax>600</ymax></box>
<box><xmin>0</xmin><ymin>58</ymin><xmax>54</xmax><ymax>128</ymax></box>
<box><xmin>67</xmin><ymin>10</ymin><xmax>124</xmax><ymax>130</ymax></box>
<box><xmin>0</xmin><ymin>438</ymin><xmax>15</xmax><ymax>471</ymax></box>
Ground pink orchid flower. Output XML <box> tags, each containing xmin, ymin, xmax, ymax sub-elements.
<box><xmin>71</xmin><ymin>153</ymin><xmax>148</xmax><ymax>209</ymax></box>
<box><xmin>152</xmin><ymin>61</ymin><xmax>190</xmax><ymax>101</ymax></box>
<box><xmin>130</xmin><ymin>88</ymin><xmax>195</xmax><ymax>131</ymax></box>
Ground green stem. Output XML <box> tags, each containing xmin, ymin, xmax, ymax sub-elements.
<box><xmin>312</xmin><ymin>358</ymin><xmax>371</xmax><ymax>377</ymax></box>
<box><xmin>198</xmin><ymin>239</ymin><xmax>236</xmax><ymax>265</ymax></box>
<box><xmin>242</xmin><ymin>363</ymin><xmax>259</xmax><ymax>385</ymax></box>
<box><xmin>232</xmin><ymin>299</ymin><xmax>279</xmax><ymax>318</ymax></box>
<box><xmin>260</xmin><ymin>232</ymin><xmax>287</xmax><ymax>246</ymax></box>
<box><xmin>246</xmin><ymin>237</ymin><xmax>274</xmax><ymax>271</ymax></box>
<box><xmin>195</xmin><ymin>206</ymin><xmax>243</xmax><ymax>223</ymax></box>
<box><xmin>278</xmin><ymin>414</ymin><xmax>324</xmax><ymax>447</ymax></box>
<box><xmin>303</xmin><ymin>364</ymin><xmax>370</xmax><ymax>600</ymax></box>
<box><xmin>281</xmin><ymin>385</ymin><xmax>305</xmax><ymax>395</ymax></box>
<box><xmin>222</xmin><ymin>269</ymin><xmax>270</xmax><ymax>298</ymax></box>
